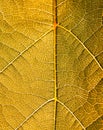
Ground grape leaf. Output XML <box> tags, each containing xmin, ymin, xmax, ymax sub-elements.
<box><xmin>0</xmin><ymin>0</ymin><xmax>103</xmax><ymax>130</ymax></box>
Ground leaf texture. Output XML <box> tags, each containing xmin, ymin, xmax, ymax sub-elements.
<box><xmin>0</xmin><ymin>0</ymin><xmax>103</xmax><ymax>130</ymax></box>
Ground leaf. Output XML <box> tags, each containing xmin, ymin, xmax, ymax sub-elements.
<box><xmin>0</xmin><ymin>0</ymin><xmax>103</xmax><ymax>130</ymax></box>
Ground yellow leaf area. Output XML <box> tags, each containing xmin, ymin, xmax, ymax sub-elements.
<box><xmin>0</xmin><ymin>0</ymin><xmax>103</xmax><ymax>130</ymax></box>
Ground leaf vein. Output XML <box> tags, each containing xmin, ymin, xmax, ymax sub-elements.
<box><xmin>15</xmin><ymin>98</ymin><xmax>54</xmax><ymax>130</ymax></box>
<box><xmin>0</xmin><ymin>28</ymin><xmax>53</xmax><ymax>74</ymax></box>
<box><xmin>57</xmin><ymin>99</ymin><xmax>85</xmax><ymax>130</ymax></box>
<box><xmin>57</xmin><ymin>25</ymin><xmax>103</xmax><ymax>71</ymax></box>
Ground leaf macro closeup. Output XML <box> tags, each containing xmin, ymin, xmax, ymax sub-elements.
<box><xmin>0</xmin><ymin>0</ymin><xmax>103</xmax><ymax>130</ymax></box>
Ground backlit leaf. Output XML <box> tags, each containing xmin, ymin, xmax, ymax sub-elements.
<box><xmin>0</xmin><ymin>0</ymin><xmax>103</xmax><ymax>130</ymax></box>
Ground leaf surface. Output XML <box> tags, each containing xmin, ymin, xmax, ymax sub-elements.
<box><xmin>0</xmin><ymin>0</ymin><xmax>103</xmax><ymax>130</ymax></box>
